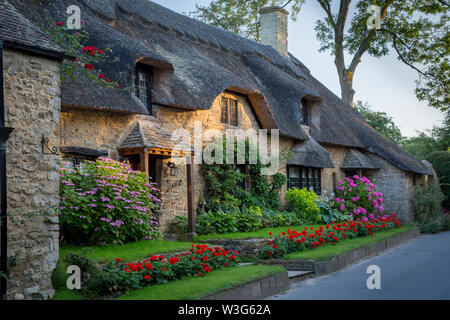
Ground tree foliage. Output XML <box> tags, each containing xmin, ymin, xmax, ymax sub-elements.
<box><xmin>190</xmin><ymin>0</ymin><xmax>303</xmax><ymax>41</ymax></box>
<box><xmin>402</xmin><ymin>112</ymin><xmax>450</xmax><ymax>159</ymax></box>
<box><xmin>354</xmin><ymin>100</ymin><xmax>404</xmax><ymax>144</ymax></box>
<box><xmin>191</xmin><ymin>0</ymin><xmax>449</xmax><ymax>111</ymax></box>
<box><xmin>426</xmin><ymin>151</ymin><xmax>450</xmax><ymax>210</ymax></box>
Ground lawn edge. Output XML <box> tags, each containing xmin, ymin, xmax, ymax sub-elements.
<box><xmin>116</xmin><ymin>264</ymin><xmax>287</xmax><ymax>300</ymax></box>
<box><xmin>261</xmin><ymin>227</ymin><xmax>420</xmax><ymax>275</ymax></box>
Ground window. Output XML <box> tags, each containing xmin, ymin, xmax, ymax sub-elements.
<box><xmin>60</xmin><ymin>147</ymin><xmax>108</xmax><ymax>169</ymax></box>
<box><xmin>133</xmin><ymin>64</ymin><xmax>153</xmax><ymax>114</ymax></box>
<box><xmin>221</xmin><ymin>97</ymin><xmax>239</xmax><ymax>126</ymax></box>
<box><xmin>62</xmin><ymin>155</ymin><xmax>95</xmax><ymax>168</ymax></box>
<box><xmin>300</xmin><ymin>98</ymin><xmax>308</xmax><ymax>125</ymax></box>
<box><xmin>344</xmin><ymin>169</ymin><xmax>361</xmax><ymax>179</ymax></box>
<box><xmin>332</xmin><ymin>173</ymin><xmax>337</xmax><ymax>193</ymax></box>
<box><xmin>287</xmin><ymin>166</ymin><xmax>321</xmax><ymax>194</ymax></box>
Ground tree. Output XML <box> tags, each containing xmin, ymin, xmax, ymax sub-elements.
<box><xmin>354</xmin><ymin>100</ymin><xmax>404</xmax><ymax>144</ymax></box>
<box><xmin>190</xmin><ymin>0</ymin><xmax>302</xmax><ymax>41</ymax></box>
<box><xmin>426</xmin><ymin>151</ymin><xmax>450</xmax><ymax>210</ymax></box>
<box><xmin>401</xmin><ymin>112</ymin><xmax>450</xmax><ymax>159</ymax></box>
<box><xmin>191</xmin><ymin>0</ymin><xmax>449</xmax><ymax>110</ymax></box>
<box><xmin>401</xmin><ymin>131</ymin><xmax>440</xmax><ymax>159</ymax></box>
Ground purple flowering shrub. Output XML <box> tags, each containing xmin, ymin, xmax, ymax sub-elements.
<box><xmin>59</xmin><ymin>157</ymin><xmax>162</xmax><ymax>245</ymax></box>
<box><xmin>329</xmin><ymin>175</ymin><xmax>386</xmax><ymax>222</ymax></box>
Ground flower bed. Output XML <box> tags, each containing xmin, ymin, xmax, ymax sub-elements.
<box><xmin>117</xmin><ymin>244</ymin><xmax>239</xmax><ymax>284</ymax></box>
<box><xmin>258</xmin><ymin>214</ymin><xmax>402</xmax><ymax>259</ymax></box>
<box><xmin>59</xmin><ymin>157</ymin><xmax>161</xmax><ymax>245</ymax></box>
<box><xmin>64</xmin><ymin>244</ymin><xmax>240</xmax><ymax>298</ymax></box>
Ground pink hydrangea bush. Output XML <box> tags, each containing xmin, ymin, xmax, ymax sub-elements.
<box><xmin>58</xmin><ymin>157</ymin><xmax>161</xmax><ymax>245</ymax></box>
<box><xmin>329</xmin><ymin>175</ymin><xmax>386</xmax><ymax>221</ymax></box>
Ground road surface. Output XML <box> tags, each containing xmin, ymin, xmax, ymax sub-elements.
<box><xmin>273</xmin><ymin>231</ymin><xmax>450</xmax><ymax>300</ymax></box>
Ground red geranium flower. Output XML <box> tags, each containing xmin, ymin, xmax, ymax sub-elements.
<box><xmin>168</xmin><ymin>257</ymin><xmax>180</xmax><ymax>264</ymax></box>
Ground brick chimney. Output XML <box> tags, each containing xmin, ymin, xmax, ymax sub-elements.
<box><xmin>259</xmin><ymin>6</ymin><xmax>288</xmax><ymax>56</ymax></box>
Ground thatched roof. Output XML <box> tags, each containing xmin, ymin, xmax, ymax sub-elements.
<box><xmin>305</xmin><ymin>75</ymin><xmax>434</xmax><ymax>175</ymax></box>
<box><xmin>341</xmin><ymin>149</ymin><xmax>381</xmax><ymax>170</ymax></box>
<box><xmin>119</xmin><ymin>120</ymin><xmax>192</xmax><ymax>151</ymax></box>
<box><xmin>5</xmin><ymin>0</ymin><xmax>433</xmax><ymax>175</ymax></box>
<box><xmin>0</xmin><ymin>0</ymin><xmax>65</xmax><ymax>57</ymax></box>
<box><xmin>288</xmin><ymin>138</ymin><xmax>334</xmax><ymax>168</ymax></box>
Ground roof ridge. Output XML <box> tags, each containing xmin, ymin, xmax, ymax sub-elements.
<box><xmin>135</xmin><ymin>120</ymin><xmax>147</xmax><ymax>147</ymax></box>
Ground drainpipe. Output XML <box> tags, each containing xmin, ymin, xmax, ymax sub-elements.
<box><xmin>0</xmin><ymin>40</ymin><xmax>14</xmax><ymax>300</ymax></box>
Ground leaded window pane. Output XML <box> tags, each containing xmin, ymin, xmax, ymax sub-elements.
<box><xmin>288</xmin><ymin>166</ymin><xmax>321</xmax><ymax>195</ymax></box>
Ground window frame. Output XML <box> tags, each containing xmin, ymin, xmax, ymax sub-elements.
<box><xmin>221</xmin><ymin>96</ymin><xmax>239</xmax><ymax>126</ymax></box>
<box><xmin>344</xmin><ymin>169</ymin><xmax>362</xmax><ymax>179</ymax></box>
<box><xmin>133</xmin><ymin>63</ymin><xmax>153</xmax><ymax>115</ymax></box>
<box><xmin>62</xmin><ymin>154</ymin><xmax>97</xmax><ymax>168</ymax></box>
<box><xmin>300</xmin><ymin>98</ymin><xmax>309</xmax><ymax>125</ymax></box>
<box><xmin>287</xmin><ymin>165</ymin><xmax>321</xmax><ymax>195</ymax></box>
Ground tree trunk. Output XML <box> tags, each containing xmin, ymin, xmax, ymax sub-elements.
<box><xmin>341</xmin><ymin>78</ymin><xmax>355</xmax><ymax>107</ymax></box>
<box><xmin>337</xmin><ymin>70</ymin><xmax>355</xmax><ymax>107</ymax></box>
<box><xmin>334</xmin><ymin>54</ymin><xmax>355</xmax><ymax>107</ymax></box>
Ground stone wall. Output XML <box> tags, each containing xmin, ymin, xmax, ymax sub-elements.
<box><xmin>321</xmin><ymin>145</ymin><xmax>419</xmax><ymax>221</ymax></box>
<box><xmin>2</xmin><ymin>48</ymin><xmax>61</xmax><ymax>299</ymax></box>
<box><xmin>60</xmin><ymin>108</ymin><xmax>136</xmax><ymax>159</ymax></box>
<box><xmin>321</xmin><ymin>145</ymin><xmax>347</xmax><ymax>196</ymax></box>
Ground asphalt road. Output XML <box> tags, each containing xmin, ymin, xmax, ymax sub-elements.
<box><xmin>273</xmin><ymin>231</ymin><xmax>450</xmax><ymax>300</ymax></box>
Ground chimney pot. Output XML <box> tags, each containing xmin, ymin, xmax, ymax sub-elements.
<box><xmin>259</xmin><ymin>6</ymin><xmax>288</xmax><ymax>56</ymax></box>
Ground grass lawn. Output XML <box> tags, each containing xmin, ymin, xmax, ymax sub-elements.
<box><xmin>116</xmin><ymin>264</ymin><xmax>286</xmax><ymax>300</ymax></box>
<box><xmin>194</xmin><ymin>224</ymin><xmax>321</xmax><ymax>241</ymax></box>
<box><xmin>285</xmin><ymin>225</ymin><xmax>417</xmax><ymax>261</ymax></box>
<box><xmin>60</xmin><ymin>240</ymin><xmax>207</xmax><ymax>263</ymax></box>
<box><xmin>52</xmin><ymin>289</ymin><xmax>85</xmax><ymax>300</ymax></box>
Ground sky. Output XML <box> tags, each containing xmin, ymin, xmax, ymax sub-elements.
<box><xmin>152</xmin><ymin>0</ymin><xmax>445</xmax><ymax>137</ymax></box>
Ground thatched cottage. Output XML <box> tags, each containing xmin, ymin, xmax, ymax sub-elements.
<box><xmin>1</xmin><ymin>0</ymin><xmax>434</xmax><ymax>299</ymax></box>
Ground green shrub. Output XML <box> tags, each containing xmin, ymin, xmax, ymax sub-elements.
<box><xmin>417</xmin><ymin>218</ymin><xmax>441</xmax><ymax>234</ymax></box>
<box><xmin>195</xmin><ymin>210</ymin><xmax>239</xmax><ymax>235</ymax></box>
<box><xmin>426</xmin><ymin>151</ymin><xmax>450</xmax><ymax>210</ymax></box>
<box><xmin>440</xmin><ymin>211</ymin><xmax>450</xmax><ymax>231</ymax></box>
<box><xmin>51</xmin><ymin>261</ymin><xmax>68</xmax><ymax>291</ymax></box>
<box><xmin>236</xmin><ymin>206</ymin><xmax>263</xmax><ymax>232</ymax></box>
<box><xmin>415</xmin><ymin>181</ymin><xmax>444</xmax><ymax>222</ymax></box>
<box><xmin>316</xmin><ymin>200</ymin><xmax>350</xmax><ymax>224</ymax></box>
<box><xmin>59</xmin><ymin>157</ymin><xmax>162</xmax><ymax>245</ymax></box>
<box><xmin>199</xmin><ymin>138</ymin><xmax>289</xmax><ymax>214</ymax></box>
<box><xmin>260</xmin><ymin>209</ymin><xmax>303</xmax><ymax>227</ymax></box>
<box><xmin>169</xmin><ymin>215</ymin><xmax>188</xmax><ymax>234</ymax></box>
<box><xmin>286</xmin><ymin>188</ymin><xmax>320</xmax><ymax>223</ymax></box>
<box><xmin>170</xmin><ymin>206</ymin><xmax>304</xmax><ymax>235</ymax></box>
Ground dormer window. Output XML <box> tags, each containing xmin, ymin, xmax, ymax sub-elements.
<box><xmin>133</xmin><ymin>63</ymin><xmax>153</xmax><ymax>114</ymax></box>
<box><xmin>221</xmin><ymin>97</ymin><xmax>239</xmax><ymax>126</ymax></box>
<box><xmin>300</xmin><ymin>98</ymin><xmax>309</xmax><ymax>125</ymax></box>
